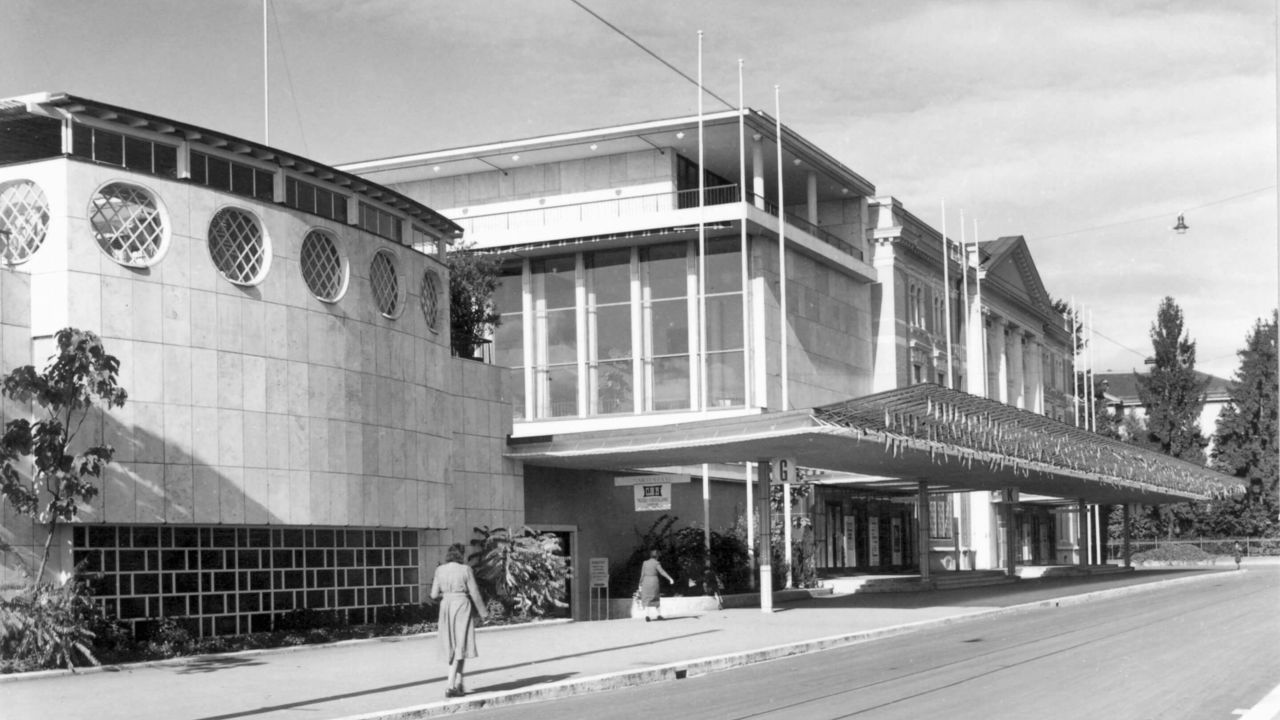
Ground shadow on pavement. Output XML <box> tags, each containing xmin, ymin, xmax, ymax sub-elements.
<box><xmin>175</xmin><ymin>655</ymin><xmax>267</xmax><ymax>674</ymax></box>
<box><xmin>471</xmin><ymin>673</ymin><xmax>577</xmax><ymax>694</ymax></box>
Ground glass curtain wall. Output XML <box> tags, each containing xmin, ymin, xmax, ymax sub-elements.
<box><xmin>496</xmin><ymin>238</ymin><xmax>746</xmax><ymax>420</ymax></box>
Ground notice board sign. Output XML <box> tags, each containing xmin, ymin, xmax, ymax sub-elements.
<box><xmin>615</xmin><ymin>474</ymin><xmax>689</xmax><ymax>512</ymax></box>
<box><xmin>588</xmin><ymin>557</ymin><xmax>609</xmax><ymax>588</ymax></box>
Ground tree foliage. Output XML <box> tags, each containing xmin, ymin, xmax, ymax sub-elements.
<box><xmin>446</xmin><ymin>243</ymin><xmax>503</xmax><ymax>359</ymax></box>
<box><xmin>1</xmin><ymin>328</ymin><xmax>127</xmax><ymax>582</ymax></box>
<box><xmin>1211</xmin><ymin>312</ymin><xmax>1278</xmax><ymax>534</ymax></box>
<box><xmin>1134</xmin><ymin>297</ymin><xmax>1209</xmax><ymax>463</ymax></box>
<box><xmin>468</xmin><ymin>526</ymin><xmax>569</xmax><ymax>618</ymax></box>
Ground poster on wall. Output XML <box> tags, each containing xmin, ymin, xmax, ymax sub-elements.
<box><xmin>868</xmin><ymin>515</ymin><xmax>880</xmax><ymax>566</ymax></box>
<box><xmin>890</xmin><ymin>517</ymin><xmax>903</xmax><ymax>565</ymax></box>
<box><xmin>843</xmin><ymin>516</ymin><xmax>857</xmax><ymax>567</ymax></box>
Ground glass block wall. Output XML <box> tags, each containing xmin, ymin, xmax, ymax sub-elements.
<box><xmin>72</xmin><ymin>525</ymin><xmax>421</xmax><ymax>638</ymax></box>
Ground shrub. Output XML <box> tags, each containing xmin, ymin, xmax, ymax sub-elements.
<box><xmin>622</xmin><ymin>515</ymin><xmax>751</xmax><ymax>596</ymax></box>
<box><xmin>1131</xmin><ymin>543</ymin><xmax>1216</xmax><ymax>565</ymax></box>
<box><xmin>469</xmin><ymin>526</ymin><xmax>570</xmax><ymax>618</ymax></box>
<box><xmin>0</xmin><ymin>579</ymin><xmax>100</xmax><ymax>672</ymax></box>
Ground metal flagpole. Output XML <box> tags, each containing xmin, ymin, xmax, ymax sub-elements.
<box><xmin>263</xmin><ymin>0</ymin><xmax>269</xmax><ymax>144</ymax></box>
<box><xmin>1087</xmin><ymin>309</ymin><xmax>1097</xmax><ymax>432</ymax></box>
<box><xmin>941</xmin><ymin>199</ymin><xmax>953</xmax><ymax>389</ymax></box>
<box><xmin>697</xmin><ymin>31</ymin><xmax>711</xmax><ymax>559</ymax></box>
<box><xmin>959</xmin><ymin>208</ymin><xmax>970</xmax><ymax>392</ymax></box>
<box><xmin>775</xmin><ymin>85</ymin><xmax>792</xmax><ymax>585</ymax></box>
<box><xmin>739</xmin><ymin>59</ymin><xmax>755</xmax><ymax>587</ymax></box>
<box><xmin>775</xmin><ymin>86</ymin><xmax>787</xmax><ymax>411</ymax></box>
<box><xmin>973</xmin><ymin>217</ymin><xmax>983</xmax><ymax>397</ymax></box>
<box><xmin>1071</xmin><ymin>298</ymin><xmax>1080</xmax><ymax>427</ymax></box>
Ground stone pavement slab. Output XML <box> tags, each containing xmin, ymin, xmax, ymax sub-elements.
<box><xmin>0</xmin><ymin>567</ymin><xmax>1251</xmax><ymax>720</ymax></box>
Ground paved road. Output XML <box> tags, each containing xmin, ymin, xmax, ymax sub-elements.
<box><xmin>463</xmin><ymin>566</ymin><xmax>1280</xmax><ymax>720</ymax></box>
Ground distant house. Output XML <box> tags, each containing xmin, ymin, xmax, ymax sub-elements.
<box><xmin>1096</xmin><ymin>371</ymin><xmax>1233</xmax><ymax>453</ymax></box>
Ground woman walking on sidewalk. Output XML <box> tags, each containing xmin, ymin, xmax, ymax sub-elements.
<box><xmin>431</xmin><ymin>543</ymin><xmax>489</xmax><ymax>697</ymax></box>
<box><xmin>638</xmin><ymin>549</ymin><xmax>674</xmax><ymax>621</ymax></box>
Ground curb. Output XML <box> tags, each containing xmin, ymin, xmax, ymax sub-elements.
<box><xmin>336</xmin><ymin>569</ymin><xmax>1247</xmax><ymax>719</ymax></box>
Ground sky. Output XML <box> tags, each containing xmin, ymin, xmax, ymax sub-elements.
<box><xmin>2</xmin><ymin>0</ymin><xmax>1275</xmax><ymax>381</ymax></box>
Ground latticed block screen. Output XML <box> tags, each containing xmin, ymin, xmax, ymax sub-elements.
<box><xmin>420</xmin><ymin>269</ymin><xmax>441</xmax><ymax>331</ymax></box>
<box><xmin>370</xmin><ymin>250</ymin><xmax>402</xmax><ymax>317</ymax></box>
<box><xmin>208</xmin><ymin>207</ymin><xmax>266</xmax><ymax>285</ymax></box>
<box><xmin>0</xmin><ymin>180</ymin><xmax>50</xmax><ymax>264</ymax></box>
<box><xmin>89</xmin><ymin>183</ymin><xmax>165</xmax><ymax>266</ymax></box>
<box><xmin>73</xmin><ymin>525</ymin><xmax>422</xmax><ymax>638</ymax></box>
<box><xmin>300</xmin><ymin>229</ymin><xmax>345</xmax><ymax>302</ymax></box>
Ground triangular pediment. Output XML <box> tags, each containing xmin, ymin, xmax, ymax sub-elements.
<box><xmin>982</xmin><ymin>236</ymin><xmax>1053</xmax><ymax>313</ymax></box>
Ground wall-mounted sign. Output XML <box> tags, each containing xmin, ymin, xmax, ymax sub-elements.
<box><xmin>634</xmin><ymin>483</ymin><xmax>671</xmax><ymax>511</ymax></box>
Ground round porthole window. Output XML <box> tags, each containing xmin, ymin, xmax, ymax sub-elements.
<box><xmin>300</xmin><ymin>229</ymin><xmax>347</xmax><ymax>302</ymax></box>
<box><xmin>89</xmin><ymin>182</ymin><xmax>166</xmax><ymax>267</ymax></box>
<box><xmin>0</xmin><ymin>180</ymin><xmax>50</xmax><ymax>265</ymax></box>
<box><xmin>370</xmin><ymin>249</ymin><xmax>403</xmax><ymax>318</ymax></box>
<box><xmin>208</xmin><ymin>207</ymin><xmax>268</xmax><ymax>285</ymax></box>
<box><xmin>420</xmin><ymin>268</ymin><xmax>441</xmax><ymax>332</ymax></box>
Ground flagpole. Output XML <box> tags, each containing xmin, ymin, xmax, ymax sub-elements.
<box><xmin>696</xmin><ymin>30</ymin><xmax>711</xmax><ymax>560</ymax></box>
<box><xmin>941</xmin><ymin>199</ymin><xmax>953</xmax><ymax>389</ymax></box>
<box><xmin>960</xmin><ymin>208</ymin><xmax>970</xmax><ymax>392</ymax></box>
<box><xmin>972</xmin><ymin>216</ymin><xmax>983</xmax><ymax>398</ymax></box>
<box><xmin>263</xmin><ymin>0</ymin><xmax>269</xmax><ymax>144</ymax></box>
<box><xmin>739</xmin><ymin>58</ymin><xmax>755</xmax><ymax>589</ymax></box>
<box><xmin>775</xmin><ymin>85</ymin><xmax>787</xmax><ymax>411</ymax></box>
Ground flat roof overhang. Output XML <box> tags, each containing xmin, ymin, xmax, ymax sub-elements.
<box><xmin>505</xmin><ymin>386</ymin><xmax>1246</xmax><ymax>506</ymax></box>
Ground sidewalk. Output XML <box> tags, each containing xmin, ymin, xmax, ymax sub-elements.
<box><xmin>0</xmin><ymin>566</ymin><xmax>1257</xmax><ymax>720</ymax></box>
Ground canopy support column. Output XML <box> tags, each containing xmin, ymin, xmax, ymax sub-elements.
<box><xmin>1004</xmin><ymin>491</ymin><xmax>1017</xmax><ymax>578</ymax></box>
<box><xmin>1122</xmin><ymin>503</ymin><xmax>1132</xmax><ymax>568</ymax></box>
<box><xmin>757</xmin><ymin>459</ymin><xmax>774</xmax><ymax>612</ymax></box>
<box><xmin>917</xmin><ymin>481</ymin><xmax>931</xmax><ymax>582</ymax></box>
<box><xmin>1077</xmin><ymin>498</ymin><xmax>1089</xmax><ymax>568</ymax></box>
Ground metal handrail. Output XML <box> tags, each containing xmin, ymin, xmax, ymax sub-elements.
<box><xmin>453</xmin><ymin>185</ymin><xmax>864</xmax><ymax>261</ymax></box>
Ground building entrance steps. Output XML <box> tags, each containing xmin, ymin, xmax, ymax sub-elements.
<box><xmin>820</xmin><ymin>570</ymin><xmax>1016</xmax><ymax>594</ymax></box>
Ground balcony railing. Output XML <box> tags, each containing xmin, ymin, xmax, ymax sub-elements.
<box><xmin>453</xmin><ymin>184</ymin><xmax>863</xmax><ymax>261</ymax></box>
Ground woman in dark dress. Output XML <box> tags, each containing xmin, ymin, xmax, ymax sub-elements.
<box><xmin>430</xmin><ymin>543</ymin><xmax>488</xmax><ymax>697</ymax></box>
<box><xmin>638</xmin><ymin>549</ymin><xmax>674</xmax><ymax>621</ymax></box>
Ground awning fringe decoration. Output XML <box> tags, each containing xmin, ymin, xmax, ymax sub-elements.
<box><xmin>812</xmin><ymin>385</ymin><xmax>1244</xmax><ymax>500</ymax></box>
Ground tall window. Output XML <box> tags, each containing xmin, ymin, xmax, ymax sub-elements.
<box><xmin>493</xmin><ymin>265</ymin><xmax>526</xmax><ymax>418</ymax></box>
<box><xmin>533</xmin><ymin>255</ymin><xmax>578</xmax><ymax>417</ymax></box>
<box><xmin>929</xmin><ymin>494</ymin><xmax>953</xmax><ymax>538</ymax></box>
<box><xmin>588</xmin><ymin>249</ymin><xmax>633</xmax><ymax>415</ymax></box>
<box><xmin>643</xmin><ymin>243</ymin><xmax>691</xmax><ymax>411</ymax></box>
<box><xmin>908</xmin><ymin>282</ymin><xmax>925</xmax><ymax>329</ymax></box>
<box><xmin>704</xmin><ymin>237</ymin><xmax>745</xmax><ymax>407</ymax></box>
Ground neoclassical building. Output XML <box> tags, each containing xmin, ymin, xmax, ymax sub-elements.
<box><xmin>0</xmin><ymin>92</ymin><xmax>520</xmax><ymax>637</ymax></box>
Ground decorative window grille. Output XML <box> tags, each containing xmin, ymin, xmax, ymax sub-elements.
<box><xmin>300</xmin><ymin>230</ymin><xmax>346</xmax><ymax>302</ymax></box>
<box><xmin>89</xmin><ymin>183</ymin><xmax>165</xmax><ymax>267</ymax></box>
<box><xmin>0</xmin><ymin>180</ymin><xmax>50</xmax><ymax>264</ymax></box>
<box><xmin>208</xmin><ymin>207</ymin><xmax>268</xmax><ymax>285</ymax></box>
<box><xmin>420</xmin><ymin>269</ymin><xmax>441</xmax><ymax>331</ymax></box>
<box><xmin>370</xmin><ymin>250</ymin><xmax>402</xmax><ymax>318</ymax></box>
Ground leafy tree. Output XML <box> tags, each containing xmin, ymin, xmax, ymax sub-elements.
<box><xmin>447</xmin><ymin>243</ymin><xmax>503</xmax><ymax>359</ymax></box>
<box><xmin>1211</xmin><ymin>312</ymin><xmax>1278</xmax><ymax>535</ymax></box>
<box><xmin>1</xmin><ymin>329</ymin><xmax>127</xmax><ymax>583</ymax></box>
<box><xmin>468</xmin><ymin>526</ymin><xmax>569</xmax><ymax>618</ymax></box>
<box><xmin>1135</xmin><ymin>297</ymin><xmax>1209</xmax><ymax>463</ymax></box>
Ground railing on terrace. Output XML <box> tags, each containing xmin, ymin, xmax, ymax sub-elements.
<box><xmin>453</xmin><ymin>184</ymin><xmax>863</xmax><ymax>261</ymax></box>
<box><xmin>1105</xmin><ymin>537</ymin><xmax>1280</xmax><ymax>560</ymax></box>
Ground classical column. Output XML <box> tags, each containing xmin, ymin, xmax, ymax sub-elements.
<box><xmin>965</xmin><ymin>266</ymin><xmax>987</xmax><ymax>397</ymax></box>
<box><xmin>870</xmin><ymin>198</ymin><xmax>904</xmax><ymax>393</ymax></box>
<box><xmin>1122</xmin><ymin>503</ymin><xmax>1132</xmax><ymax>568</ymax></box>
<box><xmin>990</xmin><ymin>315</ymin><xmax>1008</xmax><ymax>403</ymax></box>
<box><xmin>1008</xmin><ymin>325</ymin><xmax>1025</xmax><ymax>409</ymax></box>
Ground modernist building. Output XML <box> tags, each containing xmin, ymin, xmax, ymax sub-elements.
<box><xmin>0</xmin><ymin>93</ymin><xmax>521</xmax><ymax>637</ymax></box>
<box><xmin>345</xmin><ymin>110</ymin><xmax>1238</xmax><ymax>616</ymax></box>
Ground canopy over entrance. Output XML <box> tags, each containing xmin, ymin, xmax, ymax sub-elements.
<box><xmin>506</xmin><ymin>385</ymin><xmax>1244</xmax><ymax>505</ymax></box>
